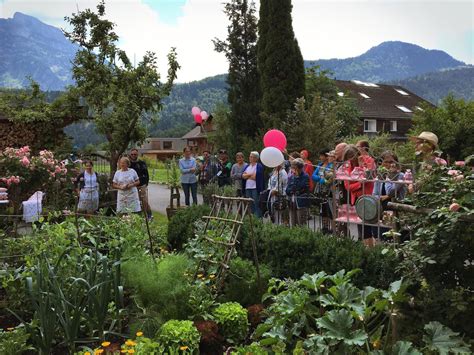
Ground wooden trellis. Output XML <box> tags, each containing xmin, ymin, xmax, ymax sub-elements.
<box><xmin>195</xmin><ymin>194</ymin><xmax>261</xmax><ymax>293</ymax></box>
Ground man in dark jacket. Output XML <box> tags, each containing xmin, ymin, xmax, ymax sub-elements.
<box><xmin>216</xmin><ymin>149</ymin><xmax>232</xmax><ymax>187</ymax></box>
<box><xmin>129</xmin><ymin>148</ymin><xmax>152</xmax><ymax>220</ymax></box>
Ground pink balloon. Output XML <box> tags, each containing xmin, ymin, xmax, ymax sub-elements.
<box><xmin>194</xmin><ymin>114</ymin><xmax>203</xmax><ymax>124</ymax></box>
<box><xmin>201</xmin><ymin>111</ymin><xmax>209</xmax><ymax>120</ymax></box>
<box><xmin>263</xmin><ymin>129</ymin><xmax>287</xmax><ymax>151</ymax></box>
<box><xmin>191</xmin><ymin>106</ymin><xmax>201</xmax><ymax>115</ymax></box>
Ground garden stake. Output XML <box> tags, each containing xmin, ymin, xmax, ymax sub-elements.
<box><xmin>248</xmin><ymin>212</ymin><xmax>262</xmax><ymax>296</ymax></box>
<box><xmin>139</xmin><ymin>191</ymin><xmax>155</xmax><ymax>259</ymax></box>
<box><xmin>74</xmin><ymin>191</ymin><xmax>81</xmax><ymax>243</ymax></box>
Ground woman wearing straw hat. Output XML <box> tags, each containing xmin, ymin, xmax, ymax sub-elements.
<box><xmin>409</xmin><ymin>131</ymin><xmax>447</xmax><ymax>169</ymax></box>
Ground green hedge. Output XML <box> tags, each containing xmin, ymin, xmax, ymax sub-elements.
<box><xmin>238</xmin><ymin>220</ymin><xmax>399</xmax><ymax>289</ymax></box>
<box><xmin>167</xmin><ymin>207</ymin><xmax>399</xmax><ymax>290</ymax></box>
<box><xmin>167</xmin><ymin>205</ymin><xmax>211</xmax><ymax>250</ymax></box>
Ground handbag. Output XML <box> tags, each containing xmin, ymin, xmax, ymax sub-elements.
<box><xmin>273</xmin><ymin>197</ymin><xmax>288</xmax><ymax>211</ymax></box>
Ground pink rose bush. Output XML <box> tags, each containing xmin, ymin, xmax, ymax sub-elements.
<box><xmin>449</xmin><ymin>202</ymin><xmax>461</xmax><ymax>212</ymax></box>
<box><xmin>0</xmin><ymin>146</ymin><xmax>72</xmax><ymax>208</ymax></box>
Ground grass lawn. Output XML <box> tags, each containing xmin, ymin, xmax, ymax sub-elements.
<box><xmin>151</xmin><ymin>211</ymin><xmax>168</xmax><ymax>225</ymax></box>
<box><xmin>93</xmin><ymin>163</ymin><xmax>175</xmax><ymax>184</ymax></box>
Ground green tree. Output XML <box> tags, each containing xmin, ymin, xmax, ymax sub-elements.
<box><xmin>304</xmin><ymin>66</ymin><xmax>360</xmax><ymax>139</ymax></box>
<box><xmin>411</xmin><ymin>95</ymin><xmax>474</xmax><ymax>160</ymax></box>
<box><xmin>305</xmin><ymin>66</ymin><xmax>338</xmax><ymax>102</ymax></box>
<box><xmin>284</xmin><ymin>96</ymin><xmax>342</xmax><ymax>157</ymax></box>
<box><xmin>257</xmin><ymin>0</ymin><xmax>305</xmax><ymax>128</ymax></box>
<box><xmin>64</xmin><ymin>1</ymin><xmax>179</xmax><ymax>176</ymax></box>
<box><xmin>0</xmin><ymin>82</ymin><xmax>85</xmax><ymax>153</ymax></box>
<box><xmin>214</xmin><ymin>0</ymin><xmax>260</xmax><ymax>150</ymax></box>
<box><xmin>206</xmin><ymin>103</ymin><xmax>233</xmax><ymax>154</ymax></box>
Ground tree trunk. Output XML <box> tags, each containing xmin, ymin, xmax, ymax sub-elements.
<box><xmin>109</xmin><ymin>151</ymin><xmax>120</xmax><ymax>181</ymax></box>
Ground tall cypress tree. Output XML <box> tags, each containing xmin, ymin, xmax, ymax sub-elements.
<box><xmin>214</xmin><ymin>0</ymin><xmax>260</xmax><ymax>147</ymax></box>
<box><xmin>257</xmin><ymin>0</ymin><xmax>305</xmax><ymax>127</ymax></box>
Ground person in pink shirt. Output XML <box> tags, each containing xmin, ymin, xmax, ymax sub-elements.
<box><xmin>342</xmin><ymin>145</ymin><xmax>375</xmax><ymax>206</ymax></box>
<box><xmin>356</xmin><ymin>140</ymin><xmax>376</xmax><ymax>177</ymax></box>
<box><xmin>300</xmin><ymin>149</ymin><xmax>315</xmax><ymax>192</ymax></box>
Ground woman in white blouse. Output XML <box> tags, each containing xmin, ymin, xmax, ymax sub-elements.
<box><xmin>112</xmin><ymin>157</ymin><xmax>141</xmax><ymax>214</ymax></box>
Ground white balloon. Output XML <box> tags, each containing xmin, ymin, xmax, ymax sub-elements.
<box><xmin>260</xmin><ymin>147</ymin><xmax>284</xmax><ymax>168</ymax></box>
<box><xmin>201</xmin><ymin>111</ymin><xmax>209</xmax><ymax>120</ymax></box>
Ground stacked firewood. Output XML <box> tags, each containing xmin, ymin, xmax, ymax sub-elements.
<box><xmin>0</xmin><ymin>119</ymin><xmax>68</xmax><ymax>152</ymax></box>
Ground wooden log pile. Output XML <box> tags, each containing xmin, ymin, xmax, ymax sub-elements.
<box><xmin>0</xmin><ymin>117</ymin><xmax>68</xmax><ymax>152</ymax></box>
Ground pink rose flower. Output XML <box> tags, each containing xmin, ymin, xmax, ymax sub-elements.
<box><xmin>447</xmin><ymin>169</ymin><xmax>460</xmax><ymax>176</ymax></box>
<box><xmin>454</xmin><ymin>175</ymin><xmax>464</xmax><ymax>182</ymax></box>
<box><xmin>449</xmin><ymin>203</ymin><xmax>460</xmax><ymax>212</ymax></box>
<box><xmin>21</xmin><ymin>156</ymin><xmax>30</xmax><ymax>167</ymax></box>
<box><xmin>455</xmin><ymin>161</ymin><xmax>465</xmax><ymax>167</ymax></box>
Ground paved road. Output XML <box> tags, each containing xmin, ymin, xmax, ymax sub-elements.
<box><xmin>148</xmin><ymin>183</ymin><xmax>203</xmax><ymax>214</ymax></box>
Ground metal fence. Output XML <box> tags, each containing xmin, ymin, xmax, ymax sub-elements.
<box><xmin>265</xmin><ymin>160</ymin><xmax>416</xmax><ymax>242</ymax></box>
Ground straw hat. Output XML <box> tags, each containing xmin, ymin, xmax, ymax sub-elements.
<box><xmin>409</xmin><ymin>131</ymin><xmax>438</xmax><ymax>147</ymax></box>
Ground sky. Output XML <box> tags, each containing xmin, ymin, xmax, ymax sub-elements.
<box><xmin>1</xmin><ymin>0</ymin><xmax>472</xmax><ymax>83</ymax></box>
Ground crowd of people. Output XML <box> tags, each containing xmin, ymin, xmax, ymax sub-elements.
<box><xmin>73</xmin><ymin>131</ymin><xmax>448</xmax><ymax>245</ymax></box>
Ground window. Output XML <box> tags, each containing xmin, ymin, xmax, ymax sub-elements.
<box><xmin>395</xmin><ymin>105</ymin><xmax>412</xmax><ymax>113</ymax></box>
<box><xmin>364</xmin><ymin>119</ymin><xmax>377</xmax><ymax>132</ymax></box>
<box><xmin>390</xmin><ymin>120</ymin><xmax>397</xmax><ymax>132</ymax></box>
<box><xmin>163</xmin><ymin>141</ymin><xmax>173</xmax><ymax>150</ymax></box>
<box><xmin>351</xmin><ymin>80</ymin><xmax>379</xmax><ymax>87</ymax></box>
<box><xmin>415</xmin><ymin>106</ymin><xmax>424</xmax><ymax>111</ymax></box>
<box><xmin>395</xmin><ymin>89</ymin><xmax>409</xmax><ymax>96</ymax></box>
<box><xmin>337</xmin><ymin>92</ymin><xmax>344</xmax><ymax>97</ymax></box>
<box><xmin>359</xmin><ymin>92</ymin><xmax>370</xmax><ymax>99</ymax></box>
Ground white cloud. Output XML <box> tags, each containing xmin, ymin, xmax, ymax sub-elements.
<box><xmin>292</xmin><ymin>0</ymin><xmax>473</xmax><ymax>64</ymax></box>
<box><xmin>1</xmin><ymin>0</ymin><xmax>229</xmax><ymax>82</ymax></box>
<box><xmin>1</xmin><ymin>0</ymin><xmax>472</xmax><ymax>83</ymax></box>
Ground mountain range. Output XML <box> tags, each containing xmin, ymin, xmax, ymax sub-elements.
<box><xmin>305</xmin><ymin>41</ymin><xmax>466</xmax><ymax>83</ymax></box>
<box><xmin>0</xmin><ymin>12</ymin><xmax>472</xmax><ymax>146</ymax></box>
<box><xmin>0</xmin><ymin>12</ymin><xmax>77</xmax><ymax>90</ymax></box>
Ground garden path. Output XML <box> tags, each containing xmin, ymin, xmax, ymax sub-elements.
<box><xmin>148</xmin><ymin>183</ymin><xmax>203</xmax><ymax>214</ymax></box>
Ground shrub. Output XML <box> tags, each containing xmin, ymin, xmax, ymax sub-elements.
<box><xmin>167</xmin><ymin>205</ymin><xmax>210</xmax><ymax>250</ymax></box>
<box><xmin>123</xmin><ymin>254</ymin><xmax>193</xmax><ymax>320</ymax></box>
<box><xmin>397</xmin><ymin>164</ymin><xmax>474</xmax><ymax>337</ymax></box>
<box><xmin>156</xmin><ymin>320</ymin><xmax>200</xmax><ymax>354</ymax></box>
<box><xmin>194</xmin><ymin>320</ymin><xmax>223</xmax><ymax>354</ymax></box>
<box><xmin>132</xmin><ymin>336</ymin><xmax>164</xmax><ymax>354</ymax></box>
<box><xmin>200</xmin><ymin>182</ymin><xmax>236</xmax><ymax>205</ymax></box>
<box><xmin>221</xmin><ymin>257</ymin><xmax>272</xmax><ymax>307</ymax></box>
<box><xmin>0</xmin><ymin>326</ymin><xmax>32</xmax><ymax>355</ymax></box>
<box><xmin>230</xmin><ymin>342</ymin><xmax>268</xmax><ymax>355</ymax></box>
<box><xmin>212</xmin><ymin>302</ymin><xmax>249</xmax><ymax>344</ymax></box>
<box><xmin>239</xmin><ymin>221</ymin><xmax>399</xmax><ymax>289</ymax></box>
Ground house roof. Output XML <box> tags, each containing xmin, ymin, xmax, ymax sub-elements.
<box><xmin>334</xmin><ymin>80</ymin><xmax>433</xmax><ymax>120</ymax></box>
<box><xmin>182</xmin><ymin>125</ymin><xmax>208</xmax><ymax>139</ymax></box>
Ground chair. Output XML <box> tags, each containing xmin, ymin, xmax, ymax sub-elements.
<box><xmin>22</xmin><ymin>191</ymin><xmax>44</xmax><ymax>223</ymax></box>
